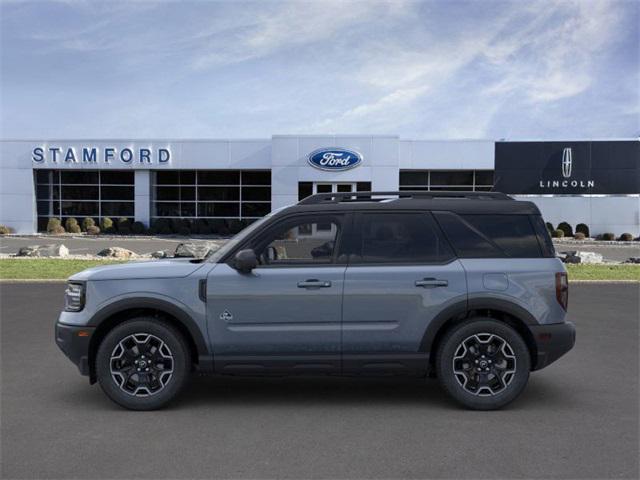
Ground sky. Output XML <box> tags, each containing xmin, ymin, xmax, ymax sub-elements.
<box><xmin>1</xmin><ymin>0</ymin><xmax>638</xmax><ymax>140</ymax></box>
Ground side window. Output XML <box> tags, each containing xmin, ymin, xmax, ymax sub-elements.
<box><xmin>462</xmin><ymin>214</ymin><xmax>543</xmax><ymax>258</ymax></box>
<box><xmin>434</xmin><ymin>212</ymin><xmax>503</xmax><ymax>258</ymax></box>
<box><xmin>353</xmin><ymin>213</ymin><xmax>454</xmax><ymax>264</ymax></box>
<box><xmin>256</xmin><ymin>216</ymin><xmax>341</xmax><ymax>266</ymax></box>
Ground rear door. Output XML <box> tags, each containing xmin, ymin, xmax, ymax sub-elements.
<box><xmin>341</xmin><ymin>211</ymin><xmax>467</xmax><ymax>374</ymax></box>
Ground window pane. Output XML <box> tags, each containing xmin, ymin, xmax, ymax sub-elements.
<box><xmin>475</xmin><ymin>170</ymin><xmax>494</xmax><ymax>186</ymax></box>
<box><xmin>241</xmin><ymin>186</ymin><xmax>270</xmax><ymax>201</ymax></box>
<box><xmin>101</xmin><ymin>186</ymin><xmax>134</xmax><ymax>200</ymax></box>
<box><xmin>258</xmin><ymin>218</ymin><xmax>340</xmax><ymax>265</ymax></box>
<box><xmin>434</xmin><ymin>212</ymin><xmax>503</xmax><ymax>258</ymax></box>
<box><xmin>180</xmin><ymin>203</ymin><xmax>196</xmax><ymax>217</ymax></box>
<box><xmin>155</xmin><ymin>171</ymin><xmax>180</xmax><ymax>185</ymax></box>
<box><xmin>35</xmin><ymin>170</ymin><xmax>51</xmax><ymax>183</ymax></box>
<box><xmin>430</xmin><ymin>171</ymin><xmax>473</xmax><ymax>186</ymax></box>
<box><xmin>356</xmin><ymin>182</ymin><xmax>372</xmax><ymax>192</ymax></box>
<box><xmin>355</xmin><ymin>213</ymin><xmax>454</xmax><ymax>264</ymax></box>
<box><xmin>462</xmin><ymin>215</ymin><xmax>542</xmax><ymax>258</ymax></box>
<box><xmin>61</xmin><ymin>201</ymin><xmax>99</xmax><ymax>216</ymax></box>
<box><xmin>429</xmin><ymin>186</ymin><xmax>472</xmax><ymax>191</ymax></box>
<box><xmin>298</xmin><ymin>182</ymin><xmax>313</xmax><ymax>201</ymax></box>
<box><xmin>242</xmin><ymin>171</ymin><xmax>270</xmax><ymax>185</ymax></box>
<box><xmin>154</xmin><ymin>202</ymin><xmax>180</xmax><ymax>217</ymax></box>
<box><xmin>181</xmin><ymin>186</ymin><xmax>195</xmax><ymax>201</ymax></box>
<box><xmin>180</xmin><ymin>171</ymin><xmax>196</xmax><ymax>184</ymax></box>
<box><xmin>156</xmin><ymin>187</ymin><xmax>180</xmax><ymax>201</ymax></box>
<box><xmin>197</xmin><ymin>171</ymin><xmax>240</xmax><ymax>185</ymax></box>
<box><xmin>37</xmin><ymin>201</ymin><xmax>50</xmax><ymax>215</ymax></box>
<box><xmin>36</xmin><ymin>185</ymin><xmax>50</xmax><ymax>199</ymax></box>
<box><xmin>242</xmin><ymin>203</ymin><xmax>271</xmax><ymax>217</ymax></box>
<box><xmin>101</xmin><ymin>171</ymin><xmax>134</xmax><ymax>184</ymax></box>
<box><xmin>317</xmin><ymin>184</ymin><xmax>332</xmax><ymax>193</ymax></box>
<box><xmin>61</xmin><ymin>186</ymin><xmax>99</xmax><ymax>200</ymax></box>
<box><xmin>37</xmin><ymin>217</ymin><xmax>50</xmax><ymax>232</ymax></box>
<box><xmin>198</xmin><ymin>186</ymin><xmax>240</xmax><ymax>201</ymax></box>
<box><xmin>60</xmin><ymin>171</ymin><xmax>99</xmax><ymax>184</ymax></box>
<box><xmin>197</xmin><ymin>202</ymin><xmax>239</xmax><ymax>217</ymax></box>
<box><xmin>400</xmin><ymin>171</ymin><xmax>428</xmax><ymax>186</ymax></box>
<box><xmin>101</xmin><ymin>202</ymin><xmax>134</xmax><ymax>217</ymax></box>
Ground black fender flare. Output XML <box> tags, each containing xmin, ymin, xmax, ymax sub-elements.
<box><xmin>87</xmin><ymin>297</ymin><xmax>209</xmax><ymax>357</ymax></box>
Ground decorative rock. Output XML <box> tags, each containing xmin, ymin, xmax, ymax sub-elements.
<box><xmin>151</xmin><ymin>250</ymin><xmax>168</xmax><ymax>259</ymax></box>
<box><xmin>561</xmin><ymin>251</ymin><xmax>604</xmax><ymax>264</ymax></box>
<box><xmin>97</xmin><ymin>247</ymin><xmax>136</xmax><ymax>259</ymax></box>
<box><xmin>624</xmin><ymin>257</ymin><xmax>640</xmax><ymax>264</ymax></box>
<box><xmin>174</xmin><ymin>243</ymin><xmax>211</xmax><ymax>258</ymax></box>
<box><xmin>17</xmin><ymin>244</ymin><xmax>69</xmax><ymax>257</ymax></box>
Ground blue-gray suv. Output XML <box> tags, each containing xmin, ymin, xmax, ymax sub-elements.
<box><xmin>56</xmin><ymin>191</ymin><xmax>575</xmax><ymax>410</ymax></box>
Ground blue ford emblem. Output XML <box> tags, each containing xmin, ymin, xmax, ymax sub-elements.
<box><xmin>307</xmin><ymin>148</ymin><xmax>362</xmax><ymax>171</ymax></box>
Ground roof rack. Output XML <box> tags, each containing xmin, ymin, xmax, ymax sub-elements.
<box><xmin>298</xmin><ymin>190</ymin><xmax>513</xmax><ymax>205</ymax></box>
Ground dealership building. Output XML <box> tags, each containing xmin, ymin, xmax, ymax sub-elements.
<box><xmin>0</xmin><ymin>136</ymin><xmax>638</xmax><ymax>235</ymax></box>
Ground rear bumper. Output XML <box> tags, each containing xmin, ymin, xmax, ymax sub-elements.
<box><xmin>55</xmin><ymin>322</ymin><xmax>94</xmax><ymax>376</ymax></box>
<box><xmin>530</xmin><ymin>321</ymin><xmax>576</xmax><ymax>370</ymax></box>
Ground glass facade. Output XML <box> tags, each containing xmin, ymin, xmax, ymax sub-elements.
<box><xmin>35</xmin><ymin>170</ymin><xmax>134</xmax><ymax>231</ymax></box>
<box><xmin>399</xmin><ymin>170</ymin><xmax>494</xmax><ymax>191</ymax></box>
<box><xmin>151</xmin><ymin>170</ymin><xmax>271</xmax><ymax>220</ymax></box>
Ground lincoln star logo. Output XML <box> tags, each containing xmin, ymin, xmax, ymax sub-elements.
<box><xmin>561</xmin><ymin>147</ymin><xmax>572</xmax><ymax>178</ymax></box>
<box><xmin>308</xmin><ymin>148</ymin><xmax>362</xmax><ymax>171</ymax></box>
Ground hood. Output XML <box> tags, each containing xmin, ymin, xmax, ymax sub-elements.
<box><xmin>69</xmin><ymin>258</ymin><xmax>207</xmax><ymax>282</ymax></box>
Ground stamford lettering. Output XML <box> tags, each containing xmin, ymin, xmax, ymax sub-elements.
<box><xmin>32</xmin><ymin>146</ymin><xmax>171</xmax><ymax>165</ymax></box>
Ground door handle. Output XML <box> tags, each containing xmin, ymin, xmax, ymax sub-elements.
<box><xmin>415</xmin><ymin>278</ymin><xmax>448</xmax><ymax>288</ymax></box>
<box><xmin>297</xmin><ymin>279</ymin><xmax>332</xmax><ymax>289</ymax></box>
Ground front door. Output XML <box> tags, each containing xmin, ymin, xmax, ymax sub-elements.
<box><xmin>341</xmin><ymin>212</ymin><xmax>467</xmax><ymax>374</ymax></box>
<box><xmin>206</xmin><ymin>213</ymin><xmax>347</xmax><ymax>374</ymax></box>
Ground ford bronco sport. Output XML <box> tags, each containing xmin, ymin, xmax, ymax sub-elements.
<box><xmin>56</xmin><ymin>191</ymin><xmax>575</xmax><ymax>410</ymax></box>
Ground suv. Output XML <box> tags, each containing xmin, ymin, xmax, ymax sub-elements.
<box><xmin>56</xmin><ymin>191</ymin><xmax>575</xmax><ymax>410</ymax></box>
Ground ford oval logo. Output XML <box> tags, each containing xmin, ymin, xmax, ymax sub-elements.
<box><xmin>307</xmin><ymin>148</ymin><xmax>362</xmax><ymax>171</ymax></box>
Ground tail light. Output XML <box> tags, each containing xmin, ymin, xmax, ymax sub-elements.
<box><xmin>555</xmin><ymin>272</ymin><xmax>569</xmax><ymax>310</ymax></box>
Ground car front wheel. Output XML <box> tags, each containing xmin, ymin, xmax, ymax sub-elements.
<box><xmin>436</xmin><ymin>318</ymin><xmax>531</xmax><ymax>410</ymax></box>
<box><xmin>95</xmin><ymin>318</ymin><xmax>190</xmax><ymax>410</ymax></box>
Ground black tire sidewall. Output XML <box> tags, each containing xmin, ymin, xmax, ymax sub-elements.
<box><xmin>436</xmin><ymin>318</ymin><xmax>530</xmax><ymax>410</ymax></box>
<box><xmin>96</xmin><ymin>318</ymin><xmax>190</xmax><ymax>410</ymax></box>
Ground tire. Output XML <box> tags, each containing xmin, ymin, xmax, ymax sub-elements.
<box><xmin>95</xmin><ymin>318</ymin><xmax>191</xmax><ymax>410</ymax></box>
<box><xmin>436</xmin><ymin>318</ymin><xmax>530</xmax><ymax>410</ymax></box>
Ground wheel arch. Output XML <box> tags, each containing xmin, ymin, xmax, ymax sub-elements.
<box><xmin>87</xmin><ymin>298</ymin><xmax>210</xmax><ymax>383</ymax></box>
<box><xmin>422</xmin><ymin>298</ymin><xmax>539</xmax><ymax>372</ymax></box>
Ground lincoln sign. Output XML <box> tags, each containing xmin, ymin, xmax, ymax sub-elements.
<box><xmin>493</xmin><ymin>140</ymin><xmax>639</xmax><ymax>195</ymax></box>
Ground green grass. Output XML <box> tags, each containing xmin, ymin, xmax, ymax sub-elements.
<box><xmin>0</xmin><ymin>259</ymin><xmax>638</xmax><ymax>281</ymax></box>
<box><xmin>566</xmin><ymin>264</ymin><xmax>640</xmax><ymax>281</ymax></box>
<box><xmin>0</xmin><ymin>259</ymin><xmax>126</xmax><ymax>279</ymax></box>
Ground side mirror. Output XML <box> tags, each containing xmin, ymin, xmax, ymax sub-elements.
<box><xmin>234</xmin><ymin>249</ymin><xmax>258</xmax><ymax>273</ymax></box>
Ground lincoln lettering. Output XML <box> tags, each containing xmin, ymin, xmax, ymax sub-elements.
<box><xmin>539</xmin><ymin>180</ymin><xmax>595</xmax><ymax>188</ymax></box>
<box><xmin>32</xmin><ymin>147</ymin><xmax>171</xmax><ymax>164</ymax></box>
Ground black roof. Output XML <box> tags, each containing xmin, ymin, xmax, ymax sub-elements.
<box><xmin>285</xmin><ymin>191</ymin><xmax>541</xmax><ymax>215</ymax></box>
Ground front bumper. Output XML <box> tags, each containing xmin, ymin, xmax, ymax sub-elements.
<box><xmin>530</xmin><ymin>321</ymin><xmax>576</xmax><ymax>370</ymax></box>
<box><xmin>55</xmin><ymin>322</ymin><xmax>94</xmax><ymax>376</ymax></box>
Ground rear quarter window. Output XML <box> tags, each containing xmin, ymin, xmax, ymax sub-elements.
<box><xmin>434</xmin><ymin>212</ymin><xmax>543</xmax><ymax>258</ymax></box>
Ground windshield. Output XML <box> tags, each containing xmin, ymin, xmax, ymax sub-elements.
<box><xmin>206</xmin><ymin>206</ymin><xmax>289</xmax><ymax>263</ymax></box>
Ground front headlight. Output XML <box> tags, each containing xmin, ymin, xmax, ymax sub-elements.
<box><xmin>64</xmin><ymin>282</ymin><xmax>85</xmax><ymax>312</ymax></box>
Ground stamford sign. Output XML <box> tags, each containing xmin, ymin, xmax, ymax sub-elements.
<box><xmin>308</xmin><ymin>147</ymin><xmax>362</xmax><ymax>171</ymax></box>
<box><xmin>32</xmin><ymin>146</ymin><xmax>171</xmax><ymax>165</ymax></box>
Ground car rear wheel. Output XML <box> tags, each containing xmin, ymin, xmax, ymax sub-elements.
<box><xmin>436</xmin><ymin>318</ymin><xmax>530</xmax><ymax>410</ymax></box>
<box><xmin>96</xmin><ymin>318</ymin><xmax>190</xmax><ymax>410</ymax></box>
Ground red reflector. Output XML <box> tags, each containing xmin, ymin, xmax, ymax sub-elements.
<box><xmin>555</xmin><ymin>272</ymin><xmax>569</xmax><ymax>311</ymax></box>
<box><xmin>538</xmin><ymin>333</ymin><xmax>552</xmax><ymax>341</ymax></box>
<box><xmin>77</xmin><ymin>331</ymin><xmax>90</xmax><ymax>337</ymax></box>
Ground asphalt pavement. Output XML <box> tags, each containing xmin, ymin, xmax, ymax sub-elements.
<box><xmin>1</xmin><ymin>283</ymin><xmax>638</xmax><ymax>479</ymax></box>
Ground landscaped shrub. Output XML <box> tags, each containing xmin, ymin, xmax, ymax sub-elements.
<box><xmin>557</xmin><ymin>222</ymin><xmax>573</xmax><ymax>238</ymax></box>
<box><xmin>86</xmin><ymin>225</ymin><xmax>101</xmax><ymax>235</ymax></box>
<box><xmin>618</xmin><ymin>233</ymin><xmax>633</xmax><ymax>242</ymax></box>
<box><xmin>131</xmin><ymin>221</ymin><xmax>146</xmax><ymax>234</ymax></box>
<box><xmin>116</xmin><ymin>218</ymin><xmax>131</xmax><ymax>234</ymax></box>
<box><xmin>152</xmin><ymin>218</ymin><xmax>173</xmax><ymax>235</ymax></box>
<box><xmin>575</xmin><ymin>223</ymin><xmax>590</xmax><ymax>238</ymax></box>
<box><xmin>599</xmin><ymin>232</ymin><xmax>615</xmax><ymax>241</ymax></box>
<box><xmin>551</xmin><ymin>229</ymin><xmax>565</xmax><ymax>238</ymax></box>
<box><xmin>573</xmin><ymin>232</ymin><xmax>586</xmax><ymax>240</ymax></box>
<box><xmin>81</xmin><ymin>217</ymin><xmax>95</xmax><ymax>231</ymax></box>
<box><xmin>100</xmin><ymin>217</ymin><xmax>114</xmax><ymax>233</ymax></box>
<box><xmin>0</xmin><ymin>224</ymin><xmax>13</xmax><ymax>234</ymax></box>
<box><xmin>64</xmin><ymin>217</ymin><xmax>81</xmax><ymax>234</ymax></box>
<box><xmin>545</xmin><ymin>222</ymin><xmax>554</xmax><ymax>233</ymax></box>
<box><xmin>47</xmin><ymin>218</ymin><xmax>64</xmax><ymax>234</ymax></box>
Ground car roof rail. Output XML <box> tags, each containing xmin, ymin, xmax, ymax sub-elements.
<box><xmin>297</xmin><ymin>190</ymin><xmax>513</xmax><ymax>205</ymax></box>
